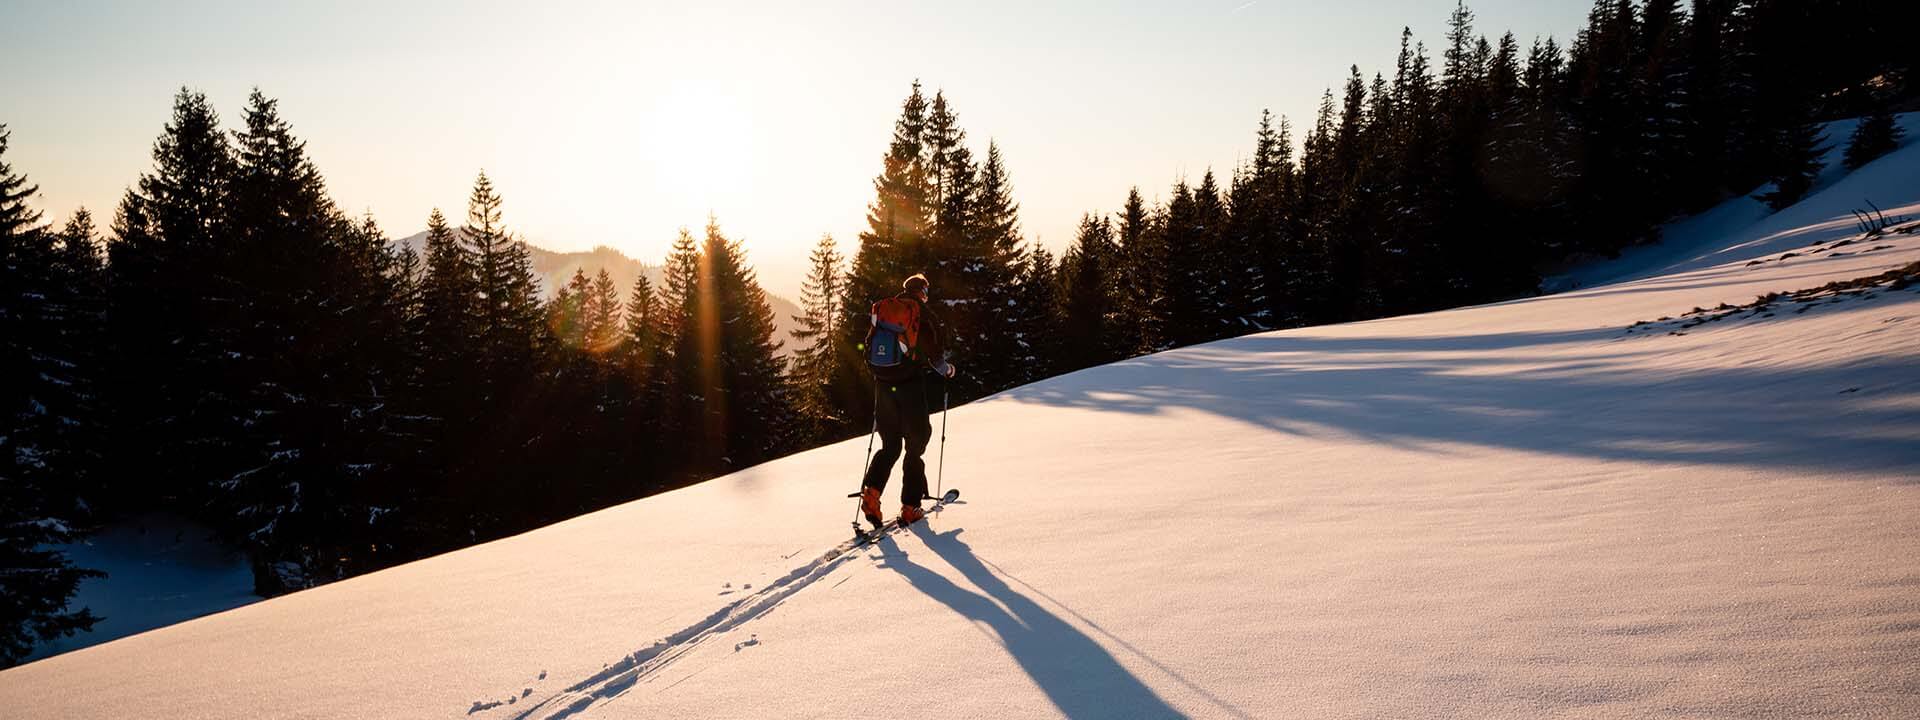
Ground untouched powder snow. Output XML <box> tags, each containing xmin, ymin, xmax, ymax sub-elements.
<box><xmin>4</xmin><ymin>154</ymin><xmax>1919</xmax><ymax>718</ymax></box>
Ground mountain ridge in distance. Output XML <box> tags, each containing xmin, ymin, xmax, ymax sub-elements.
<box><xmin>394</xmin><ymin>230</ymin><xmax>805</xmax><ymax>355</ymax></box>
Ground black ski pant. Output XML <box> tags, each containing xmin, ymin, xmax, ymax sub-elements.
<box><xmin>863</xmin><ymin>375</ymin><xmax>932</xmax><ymax>507</ymax></box>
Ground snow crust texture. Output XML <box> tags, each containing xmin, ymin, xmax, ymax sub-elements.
<box><xmin>4</xmin><ymin>139</ymin><xmax>1920</xmax><ymax>719</ymax></box>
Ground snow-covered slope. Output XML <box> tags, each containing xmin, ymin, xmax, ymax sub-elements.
<box><xmin>5</xmin><ymin>153</ymin><xmax>1919</xmax><ymax>718</ymax></box>
<box><xmin>1551</xmin><ymin>112</ymin><xmax>1920</xmax><ymax>290</ymax></box>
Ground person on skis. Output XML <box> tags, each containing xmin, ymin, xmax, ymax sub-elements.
<box><xmin>858</xmin><ymin>272</ymin><xmax>957</xmax><ymax>528</ymax></box>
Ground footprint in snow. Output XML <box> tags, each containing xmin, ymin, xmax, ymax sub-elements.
<box><xmin>735</xmin><ymin>634</ymin><xmax>760</xmax><ymax>652</ymax></box>
<box><xmin>467</xmin><ymin>700</ymin><xmax>504</xmax><ymax>714</ymax></box>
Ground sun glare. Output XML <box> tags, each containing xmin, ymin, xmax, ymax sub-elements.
<box><xmin>639</xmin><ymin>82</ymin><xmax>758</xmax><ymax>211</ymax></box>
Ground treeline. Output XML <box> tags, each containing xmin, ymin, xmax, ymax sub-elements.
<box><xmin>4</xmin><ymin>0</ymin><xmax>1912</xmax><ymax>667</ymax></box>
<box><xmin>792</xmin><ymin>0</ymin><xmax>1914</xmax><ymax>435</ymax></box>
<box><xmin>0</xmin><ymin>89</ymin><xmax>800</xmax><ymax>666</ymax></box>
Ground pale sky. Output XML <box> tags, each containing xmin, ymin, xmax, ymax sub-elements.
<box><xmin>1</xmin><ymin>0</ymin><xmax>1591</xmax><ymax>299</ymax></box>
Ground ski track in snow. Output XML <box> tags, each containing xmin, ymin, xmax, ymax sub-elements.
<box><xmin>495</xmin><ymin>523</ymin><xmax>906</xmax><ymax>718</ymax></box>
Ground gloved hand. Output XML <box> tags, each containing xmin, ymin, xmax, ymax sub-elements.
<box><xmin>933</xmin><ymin>360</ymin><xmax>957</xmax><ymax>378</ymax></box>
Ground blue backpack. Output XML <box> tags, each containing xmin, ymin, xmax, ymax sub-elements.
<box><xmin>866</xmin><ymin>296</ymin><xmax>920</xmax><ymax>368</ymax></box>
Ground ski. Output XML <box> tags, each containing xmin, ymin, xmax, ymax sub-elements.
<box><xmin>849</xmin><ymin>488</ymin><xmax>960</xmax><ymax>546</ymax></box>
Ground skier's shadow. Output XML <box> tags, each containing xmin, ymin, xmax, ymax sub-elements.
<box><xmin>877</xmin><ymin>527</ymin><xmax>1185</xmax><ymax>719</ymax></box>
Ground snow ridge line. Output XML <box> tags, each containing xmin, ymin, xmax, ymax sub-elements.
<box><xmin>501</xmin><ymin>533</ymin><xmax>876</xmax><ymax>719</ymax></box>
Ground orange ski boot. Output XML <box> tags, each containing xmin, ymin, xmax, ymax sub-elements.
<box><xmin>898</xmin><ymin>504</ymin><xmax>926</xmax><ymax>527</ymax></box>
<box><xmin>859</xmin><ymin>487</ymin><xmax>883</xmax><ymax>527</ymax></box>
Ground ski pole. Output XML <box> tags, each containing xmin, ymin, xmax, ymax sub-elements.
<box><xmin>935</xmin><ymin>372</ymin><xmax>949</xmax><ymax>499</ymax></box>
<box><xmin>850</xmin><ymin>381</ymin><xmax>878</xmax><ymax>525</ymax></box>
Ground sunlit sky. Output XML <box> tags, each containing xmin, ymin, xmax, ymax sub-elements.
<box><xmin>2</xmin><ymin>0</ymin><xmax>1590</xmax><ymax>299</ymax></box>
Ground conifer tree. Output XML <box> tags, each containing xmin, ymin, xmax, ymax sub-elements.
<box><xmin>1059</xmin><ymin>214</ymin><xmax>1120</xmax><ymax>370</ymax></box>
<box><xmin>665</xmin><ymin>220</ymin><xmax>791</xmax><ymax>474</ymax></box>
<box><xmin>789</xmin><ymin>234</ymin><xmax>847</xmax><ymax>436</ymax></box>
<box><xmin>837</xmin><ymin>82</ymin><xmax>939</xmax><ymax>427</ymax></box>
<box><xmin>46</xmin><ymin>209</ymin><xmax>108</xmax><ymax>507</ymax></box>
<box><xmin>1158</xmin><ymin>171</ymin><xmax>1232</xmax><ymax>346</ymax></box>
<box><xmin>615</xmin><ymin>272</ymin><xmax>669</xmax><ymax>486</ymax></box>
<box><xmin>1293</xmin><ymin>87</ymin><xmax>1342</xmax><ymax>323</ymax></box>
<box><xmin>1679</xmin><ymin>0</ymin><xmax>1738</xmax><ymax>205</ymax></box>
<box><xmin>1755</xmin><ymin>104</ymin><xmax>1825</xmax><ymax>211</ymax></box>
<box><xmin>462</xmin><ymin>171</ymin><xmax>545</xmax><ymax>372</ymax></box>
<box><xmin>585</xmin><ymin>269</ymin><xmax>622</xmax><ymax>355</ymax></box>
<box><xmin>621</xmin><ymin>273</ymin><xmax>666</xmax><ymax>387</ymax></box>
<box><xmin>1012</xmin><ymin>245</ymin><xmax>1062</xmax><ymax>382</ymax></box>
<box><xmin>844</xmin><ymin>83</ymin><xmax>933</xmax><ymax>342</ymax></box>
<box><xmin>416</xmin><ymin>208</ymin><xmax>477</xmax><ymax>363</ymax></box>
<box><xmin>1157</xmin><ymin>179</ymin><xmax>1206</xmax><ymax>346</ymax></box>
<box><xmin>1843</xmin><ymin>94</ymin><xmax>1904</xmax><ymax>170</ymax></box>
<box><xmin>923</xmin><ymin>94</ymin><xmax>988</xmax><ymax>365</ymax></box>
<box><xmin>105</xmin><ymin>88</ymin><xmax>239</xmax><ymax>513</ymax></box>
<box><xmin>213</xmin><ymin>90</ymin><xmax>407</xmax><ymax>592</ymax></box>
<box><xmin>402</xmin><ymin>207</ymin><xmax>472</xmax><ymax>539</ymax></box>
<box><xmin>956</xmin><ymin>141</ymin><xmax>1028</xmax><ymax>395</ymax></box>
<box><xmin>1112</xmin><ymin>187</ymin><xmax>1167</xmax><ymax>353</ymax></box>
<box><xmin>0</xmin><ymin>125</ymin><xmax>103</xmax><ymax>667</ymax></box>
<box><xmin>1322</xmin><ymin>68</ymin><xmax>1383</xmax><ymax>318</ymax></box>
<box><xmin>549</xmin><ymin>268</ymin><xmax>592</xmax><ymax>350</ymax></box>
<box><xmin>656</xmin><ymin>227</ymin><xmax>705</xmax><ymax>474</ymax></box>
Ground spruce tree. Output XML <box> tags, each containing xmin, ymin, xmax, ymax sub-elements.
<box><xmin>1157</xmin><ymin>179</ymin><xmax>1204</xmax><ymax>346</ymax></box>
<box><xmin>1755</xmin><ymin>103</ymin><xmax>1826</xmax><ymax>210</ymax></box>
<box><xmin>621</xmin><ymin>272</ymin><xmax>667</xmax><ymax>392</ymax></box>
<box><xmin>789</xmin><ymin>234</ymin><xmax>847</xmax><ymax>437</ymax></box>
<box><xmin>585</xmin><ymin>269</ymin><xmax>622</xmax><ymax>355</ymax></box>
<box><xmin>402</xmin><ymin>207</ymin><xmax>474</xmax><ymax>544</ymax></box>
<box><xmin>1112</xmin><ymin>187</ymin><xmax>1167</xmax><ymax>353</ymax></box>
<box><xmin>104</xmin><ymin>88</ymin><xmax>238</xmax><ymax>514</ymax></box>
<box><xmin>839</xmin><ymin>82</ymin><xmax>942</xmax><ymax>425</ymax></box>
<box><xmin>214</xmin><ymin>90</ymin><xmax>407</xmax><ymax>592</ymax></box>
<box><xmin>549</xmin><ymin>268</ymin><xmax>591</xmax><ymax>350</ymax></box>
<box><xmin>615</xmin><ymin>272</ymin><xmax>669</xmax><ymax>488</ymax></box>
<box><xmin>1159</xmin><ymin>171</ymin><xmax>1232</xmax><ymax>346</ymax></box>
<box><xmin>462</xmin><ymin>171</ymin><xmax>545</xmax><ymax>373</ymax></box>
<box><xmin>1059</xmin><ymin>214</ymin><xmax>1120</xmax><ymax>370</ymax></box>
<box><xmin>416</xmin><ymin>208</ymin><xmax>477</xmax><ymax>354</ymax></box>
<box><xmin>1324</xmin><ymin>69</ymin><xmax>1379</xmax><ymax>319</ymax></box>
<box><xmin>0</xmin><ymin>125</ymin><xmax>103</xmax><ymax>667</ymax></box>
<box><xmin>1294</xmin><ymin>87</ymin><xmax>1341</xmax><ymax>323</ymax></box>
<box><xmin>923</xmin><ymin>94</ymin><xmax>987</xmax><ymax>367</ymax></box>
<box><xmin>656</xmin><ymin>227</ymin><xmax>704</xmax><ymax>475</ymax></box>
<box><xmin>1012</xmin><ymin>246</ymin><xmax>1063</xmax><ymax>383</ymax></box>
<box><xmin>957</xmin><ymin>141</ymin><xmax>1026</xmax><ymax>392</ymax></box>
<box><xmin>843</xmin><ymin>82</ymin><xmax>933</xmax><ymax>345</ymax></box>
<box><xmin>1680</xmin><ymin>0</ymin><xmax>1738</xmax><ymax>205</ymax></box>
<box><xmin>666</xmin><ymin>219</ymin><xmax>791</xmax><ymax>474</ymax></box>
<box><xmin>1844</xmin><ymin>95</ymin><xmax>1903</xmax><ymax>170</ymax></box>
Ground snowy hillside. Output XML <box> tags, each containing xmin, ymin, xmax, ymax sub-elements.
<box><xmin>1548</xmin><ymin>112</ymin><xmax>1920</xmax><ymax>291</ymax></box>
<box><xmin>5</xmin><ymin>148</ymin><xmax>1919</xmax><ymax>718</ymax></box>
